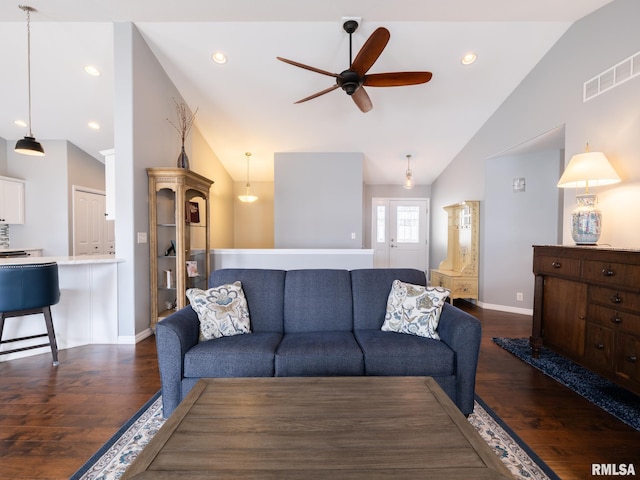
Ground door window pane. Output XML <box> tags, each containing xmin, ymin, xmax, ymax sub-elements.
<box><xmin>396</xmin><ymin>206</ymin><xmax>420</xmax><ymax>243</ymax></box>
<box><xmin>376</xmin><ymin>205</ymin><xmax>386</xmax><ymax>243</ymax></box>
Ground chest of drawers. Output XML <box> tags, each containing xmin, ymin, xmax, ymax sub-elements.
<box><xmin>531</xmin><ymin>245</ymin><xmax>640</xmax><ymax>396</ymax></box>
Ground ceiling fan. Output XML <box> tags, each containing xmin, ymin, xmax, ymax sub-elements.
<box><xmin>277</xmin><ymin>20</ymin><xmax>433</xmax><ymax>113</ymax></box>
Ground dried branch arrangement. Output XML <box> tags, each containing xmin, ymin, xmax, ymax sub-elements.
<box><xmin>167</xmin><ymin>98</ymin><xmax>198</xmax><ymax>145</ymax></box>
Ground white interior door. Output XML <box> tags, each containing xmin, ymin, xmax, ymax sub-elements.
<box><xmin>73</xmin><ymin>188</ymin><xmax>114</xmax><ymax>255</ymax></box>
<box><xmin>372</xmin><ymin>198</ymin><xmax>429</xmax><ymax>270</ymax></box>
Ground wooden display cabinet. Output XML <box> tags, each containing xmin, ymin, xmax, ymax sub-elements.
<box><xmin>430</xmin><ymin>201</ymin><xmax>479</xmax><ymax>302</ymax></box>
<box><xmin>147</xmin><ymin>168</ymin><xmax>213</xmax><ymax>329</ymax></box>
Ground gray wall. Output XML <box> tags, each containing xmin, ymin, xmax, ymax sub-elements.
<box><xmin>274</xmin><ymin>152</ymin><xmax>363</xmax><ymax>249</ymax></box>
<box><xmin>7</xmin><ymin>140</ymin><xmax>70</xmax><ymax>255</ymax></box>
<box><xmin>482</xmin><ymin>150</ymin><xmax>562</xmax><ymax>309</ymax></box>
<box><xmin>430</xmin><ymin>0</ymin><xmax>640</xmax><ymax>310</ymax></box>
<box><xmin>7</xmin><ymin>140</ymin><xmax>105</xmax><ymax>256</ymax></box>
<box><xmin>113</xmin><ymin>22</ymin><xmax>188</xmax><ymax>338</ymax></box>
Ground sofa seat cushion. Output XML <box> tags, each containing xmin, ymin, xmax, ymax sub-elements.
<box><xmin>184</xmin><ymin>332</ymin><xmax>282</xmax><ymax>378</ymax></box>
<box><xmin>275</xmin><ymin>331</ymin><xmax>364</xmax><ymax>376</ymax></box>
<box><xmin>354</xmin><ymin>329</ymin><xmax>455</xmax><ymax>376</ymax></box>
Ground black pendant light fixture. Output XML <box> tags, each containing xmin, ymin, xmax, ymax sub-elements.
<box><xmin>15</xmin><ymin>5</ymin><xmax>45</xmax><ymax>156</ymax></box>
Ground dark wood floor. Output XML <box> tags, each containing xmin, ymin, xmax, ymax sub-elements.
<box><xmin>0</xmin><ymin>303</ymin><xmax>638</xmax><ymax>479</ymax></box>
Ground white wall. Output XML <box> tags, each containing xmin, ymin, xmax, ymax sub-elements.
<box><xmin>274</xmin><ymin>152</ymin><xmax>363</xmax><ymax>249</ymax></box>
<box><xmin>430</xmin><ymin>0</ymin><xmax>640</xmax><ymax>307</ymax></box>
<box><xmin>0</xmin><ymin>138</ymin><xmax>6</xmax><ymax>173</ymax></box>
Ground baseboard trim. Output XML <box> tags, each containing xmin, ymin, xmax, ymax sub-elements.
<box><xmin>476</xmin><ymin>301</ymin><xmax>533</xmax><ymax>316</ymax></box>
<box><xmin>118</xmin><ymin>328</ymin><xmax>153</xmax><ymax>345</ymax></box>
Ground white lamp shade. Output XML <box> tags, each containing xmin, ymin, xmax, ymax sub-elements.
<box><xmin>557</xmin><ymin>151</ymin><xmax>621</xmax><ymax>189</ymax></box>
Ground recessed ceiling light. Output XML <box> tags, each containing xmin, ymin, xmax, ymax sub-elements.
<box><xmin>88</xmin><ymin>121</ymin><xmax>100</xmax><ymax>130</ymax></box>
<box><xmin>461</xmin><ymin>52</ymin><xmax>477</xmax><ymax>65</ymax></box>
<box><xmin>211</xmin><ymin>52</ymin><xmax>227</xmax><ymax>64</ymax></box>
<box><xmin>84</xmin><ymin>65</ymin><xmax>101</xmax><ymax>76</ymax></box>
<box><xmin>14</xmin><ymin>119</ymin><xmax>27</xmax><ymax>128</ymax></box>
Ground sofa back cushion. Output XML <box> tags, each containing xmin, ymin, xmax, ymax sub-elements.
<box><xmin>209</xmin><ymin>269</ymin><xmax>286</xmax><ymax>333</ymax></box>
<box><xmin>351</xmin><ymin>268</ymin><xmax>427</xmax><ymax>330</ymax></box>
<box><xmin>284</xmin><ymin>269</ymin><xmax>353</xmax><ymax>333</ymax></box>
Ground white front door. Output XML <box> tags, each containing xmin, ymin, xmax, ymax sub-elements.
<box><xmin>372</xmin><ymin>198</ymin><xmax>428</xmax><ymax>270</ymax></box>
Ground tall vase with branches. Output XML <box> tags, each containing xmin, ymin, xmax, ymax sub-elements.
<box><xmin>167</xmin><ymin>98</ymin><xmax>198</xmax><ymax>169</ymax></box>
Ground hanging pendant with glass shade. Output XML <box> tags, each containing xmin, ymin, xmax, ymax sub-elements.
<box><xmin>15</xmin><ymin>5</ymin><xmax>45</xmax><ymax>156</ymax></box>
<box><xmin>238</xmin><ymin>152</ymin><xmax>258</xmax><ymax>203</ymax></box>
<box><xmin>403</xmin><ymin>154</ymin><xmax>414</xmax><ymax>190</ymax></box>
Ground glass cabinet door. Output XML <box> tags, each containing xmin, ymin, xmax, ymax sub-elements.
<box><xmin>156</xmin><ymin>187</ymin><xmax>178</xmax><ymax>318</ymax></box>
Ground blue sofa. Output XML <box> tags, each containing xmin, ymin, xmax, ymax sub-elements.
<box><xmin>156</xmin><ymin>268</ymin><xmax>481</xmax><ymax>417</ymax></box>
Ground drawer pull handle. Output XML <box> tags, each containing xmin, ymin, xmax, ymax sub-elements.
<box><xmin>610</xmin><ymin>316</ymin><xmax>622</xmax><ymax>325</ymax></box>
<box><xmin>595</xmin><ymin>343</ymin><xmax>605</xmax><ymax>350</ymax></box>
<box><xmin>627</xmin><ymin>355</ymin><xmax>638</xmax><ymax>364</ymax></box>
<box><xmin>551</xmin><ymin>261</ymin><xmax>561</xmax><ymax>269</ymax></box>
<box><xmin>602</xmin><ymin>268</ymin><xmax>615</xmax><ymax>277</ymax></box>
<box><xmin>610</xmin><ymin>293</ymin><xmax>622</xmax><ymax>304</ymax></box>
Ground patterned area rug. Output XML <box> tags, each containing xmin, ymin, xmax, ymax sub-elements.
<box><xmin>493</xmin><ymin>337</ymin><xmax>640</xmax><ymax>431</ymax></box>
<box><xmin>70</xmin><ymin>389</ymin><xmax>558</xmax><ymax>480</ymax></box>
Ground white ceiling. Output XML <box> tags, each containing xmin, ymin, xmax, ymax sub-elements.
<box><xmin>0</xmin><ymin>0</ymin><xmax>613</xmax><ymax>184</ymax></box>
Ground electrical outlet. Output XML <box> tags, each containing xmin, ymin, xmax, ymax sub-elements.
<box><xmin>137</xmin><ymin>232</ymin><xmax>147</xmax><ymax>244</ymax></box>
<box><xmin>351</xmin><ymin>232</ymin><xmax>357</xmax><ymax>240</ymax></box>
<box><xmin>516</xmin><ymin>292</ymin><xmax>524</xmax><ymax>302</ymax></box>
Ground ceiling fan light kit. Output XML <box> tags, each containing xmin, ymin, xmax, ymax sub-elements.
<box><xmin>277</xmin><ymin>20</ymin><xmax>432</xmax><ymax>113</ymax></box>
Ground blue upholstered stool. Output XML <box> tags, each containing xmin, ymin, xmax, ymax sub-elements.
<box><xmin>0</xmin><ymin>262</ymin><xmax>61</xmax><ymax>366</ymax></box>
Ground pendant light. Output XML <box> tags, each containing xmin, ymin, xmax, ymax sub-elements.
<box><xmin>403</xmin><ymin>154</ymin><xmax>414</xmax><ymax>190</ymax></box>
<box><xmin>15</xmin><ymin>5</ymin><xmax>45</xmax><ymax>156</ymax></box>
<box><xmin>238</xmin><ymin>152</ymin><xmax>258</xmax><ymax>203</ymax></box>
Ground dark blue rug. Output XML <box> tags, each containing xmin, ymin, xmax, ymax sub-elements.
<box><xmin>493</xmin><ymin>337</ymin><xmax>640</xmax><ymax>431</ymax></box>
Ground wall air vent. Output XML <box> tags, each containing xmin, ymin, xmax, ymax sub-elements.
<box><xmin>583</xmin><ymin>50</ymin><xmax>640</xmax><ymax>102</ymax></box>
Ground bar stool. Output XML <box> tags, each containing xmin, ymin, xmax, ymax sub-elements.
<box><xmin>0</xmin><ymin>262</ymin><xmax>60</xmax><ymax>366</ymax></box>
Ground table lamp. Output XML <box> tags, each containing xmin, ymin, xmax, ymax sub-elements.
<box><xmin>557</xmin><ymin>144</ymin><xmax>621</xmax><ymax>245</ymax></box>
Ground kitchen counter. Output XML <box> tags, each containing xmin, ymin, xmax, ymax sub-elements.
<box><xmin>0</xmin><ymin>255</ymin><xmax>125</xmax><ymax>362</ymax></box>
<box><xmin>0</xmin><ymin>254</ymin><xmax>123</xmax><ymax>265</ymax></box>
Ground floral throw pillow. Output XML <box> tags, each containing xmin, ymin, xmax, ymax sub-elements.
<box><xmin>186</xmin><ymin>281</ymin><xmax>251</xmax><ymax>341</ymax></box>
<box><xmin>381</xmin><ymin>280</ymin><xmax>450</xmax><ymax>340</ymax></box>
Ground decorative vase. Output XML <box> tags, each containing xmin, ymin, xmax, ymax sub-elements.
<box><xmin>177</xmin><ymin>145</ymin><xmax>189</xmax><ymax>169</ymax></box>
<box><xmin>570</xmin><ymin>193</ymin><xmax>601</xmax><ymax>245</ymax></box>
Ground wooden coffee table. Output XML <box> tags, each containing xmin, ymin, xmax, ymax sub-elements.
<box><xmin>123</xmin><ymin>377</ymin><xmax>513</xmax><ymax>479</ymax></box>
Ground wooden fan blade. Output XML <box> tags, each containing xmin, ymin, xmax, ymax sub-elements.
<box><xmin>364</xmin><ymin>71</ymin><xmax>433</xmax><ymax>87</ymax></box>
<box><xmin>351</xmin><ymin>87</ymin><xmax>373</xmax><ymax>113</ymax></box>
<box><xmin>351</xmin><ymin>27</ymin><xmax>390</xmax><ymax>76</ymax></box>
<box><xmin>294</xmin><ymin>85</ymin><xmax>340</xmax><ymax>104</ymax></box>
<box><xmin>277</xmin><ymin>57</ymin><xmax>339</xmax><ymax>78</ymax></box>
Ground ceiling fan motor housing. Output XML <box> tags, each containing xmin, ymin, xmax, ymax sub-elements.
<box><xmin>338</xmin><ymin>70</ymin><xmax>362</xmax><ymax>95</ymax></box>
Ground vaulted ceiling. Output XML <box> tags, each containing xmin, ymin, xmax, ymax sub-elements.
<box><xmin>0</xmin><ymin>0</ymin><xmax>613</xmax><ymax>184</ymax></box>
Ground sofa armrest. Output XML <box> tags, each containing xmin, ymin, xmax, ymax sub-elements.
<box><xmin>155</xmin><ymin>306</ymin><xmax>200</xmax><ymax>417</ymax></box>
<box><xmin>436</xmin><ymin>303</ymin><xmax>482</xmax><ymax>415</ymax></box>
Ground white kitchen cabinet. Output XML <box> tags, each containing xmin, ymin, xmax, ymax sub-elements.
<box><xmin>0</xmin><ymin>176</ymin><xmax>25</xmax><ymax>224</ymax></box>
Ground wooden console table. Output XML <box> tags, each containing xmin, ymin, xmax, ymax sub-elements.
<box><xmin>123</xmin><ymin>377</ymin><xmax>512</xmax><ymax>479</ymax></box>
<box><xmin>531</xmin><ymin>245</ymin><xmax>640</xmax><ymax>396</ymax></box>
